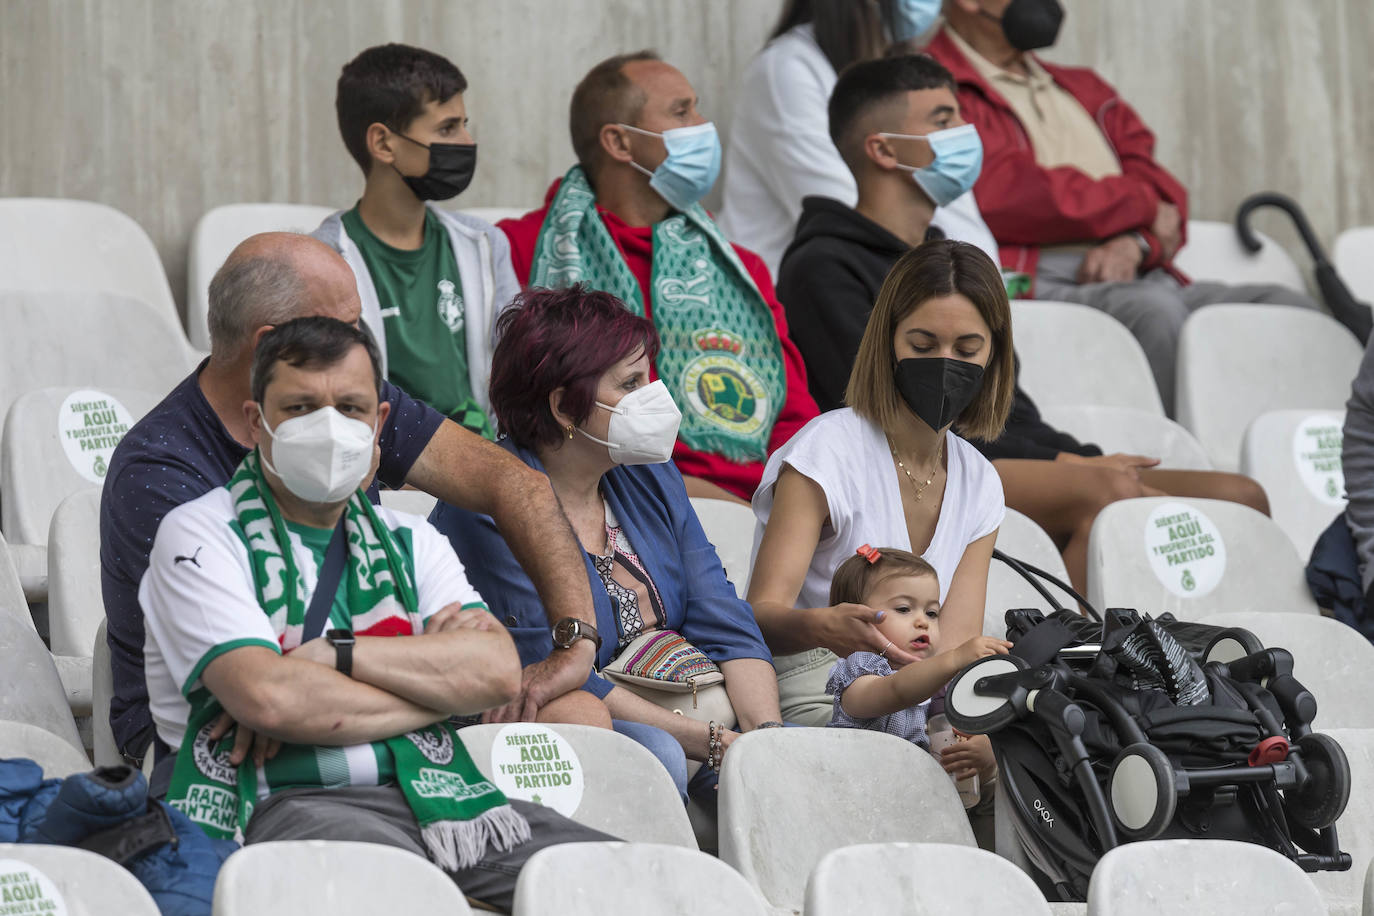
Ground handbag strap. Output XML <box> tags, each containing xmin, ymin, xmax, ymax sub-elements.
<box><xmin>302</xmin><ymin>519</ymin><xmax>348</xmax><ymax>642</ymax></box>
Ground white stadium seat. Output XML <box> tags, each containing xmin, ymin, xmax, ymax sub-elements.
<box><xmin>1</xmin><ymin>386</ymin><xmax>159</xmax><ymax>546</ymax></box>
<box><xmin>378</xmin><ymin>488</ymin><xmax>439</xmax><ymax>520</ymax></box>
<box><xmin>1086</xmin><ymin>497</ymin><xmax>1319</xmax><ymax>620</ymax></box>
<box><xmin>0</xmin><ymin>290</ymin><xmax>196</xmax><ymax>429</ymax></box>
<box><xmin>689</xmin><ymin>496</ymin><xmax>756</xmax><ymax>599</ymax></box>
<box><xmin>456</xmin><ymin>722</ymin><xmax>695</xmax><ymax>848</ymax></box>
<box><xmin>0</xmin><ymin>843</ymin><xmax>161</xmax><ymax>916</ymax></box>
<box><xmin>1085</xmin><ymin>839</ymin><xmax>1324</xmax><ymax>915</ymax></box>
<box><xmin>1240</xmin><ymin>409</ymin><xmax>1347</xmax><ymax>558</ymax></box>
<box><xmin>91</xmin><ymin>620</ymin><xmax>119</xmax><ymax>767</ymax></box>
<box><xmin>1176</xmin><ymin>304</ymin><xmax>1362</xmax><ymax>471</ymax></box>
<box><xmin>806</xmin><ymin>842</ymin><xmax>1050</xmax><ymax>915</ymax></box>
<box><xmin>186</xmin><ymin>203</ymin><xmax>338</xmax><ymax>350</ymax></box>
<box><xmin>1038</xmin><ymin>405</ymin><xmax>1212</xmax><ymax>470</ymax></box>
<box><xmin>1205</xmin><ymin>614</ymin><xmax>1374</xmax><ymax>730</ymax></box>
<box><xmin>0</xmin><ymin>198</ymin><xmax>178</xmax><ymax>327</ymax></box>
<box><xmin>0</xmin><ymin>720</ymin><xmax>91</xmax><ymax>776</ymax></box>
<box><xmin>718</xmin><ymin>728</ymin><xmax>974</xmax><ymax>912</ymax></box>
<box><xmin>513</xmin><ymin>842</ymin><xmax>768</xmax><ymax>916</ymax></box>
<box><xmin>46</xmin><ymin>489</ymin><xmax>104</xmax><ymax>661</ymax></box>
<box><xmin>1012</xmin><ymin>301</ymin><xmax>1165</xmax><ymax>415</ymax></box>
<box><xmin>1333</xmin><ymin>227</ymin><xmax>1374</xmax><ymax>307</ymax></box>
<box><xmin>212</xmin><ymin>840</ymin><xmax>470</xmax><ymax>915</ymax></box>
<box><xmin>1305</xmin><ymin>728</ymin><xmax>1374</xmax><ymax>916</ymax></box>
<box><xmin>985</xmin><ymin>509</ymin><xmax>1072</xmax><ymax>638</ymax></box>
<box><xmin>457</xmin><ymin>206</ymin><xmax>527</xmax><ymax>225</ymax></box>
<box><xmin>1172</xmin><ymin>219</ymin><xmax>1307</xmax><ymax>293</ymax></box>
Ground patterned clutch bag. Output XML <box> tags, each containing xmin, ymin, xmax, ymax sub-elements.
<box><xmin>603</xmin><ymin>629</ymin><xmax>725</xmax><ymax>694</ymax></box>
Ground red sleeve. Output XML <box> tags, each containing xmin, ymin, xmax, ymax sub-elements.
<box><xmin>497</xmin><ymin>207</ymin><xmax>547</xmax><ymax>287</ymax></box>
<box><xmin>1098</xmin><ymin>92</ymin><xmax>1189</xmax><ymax>258</ymax></box>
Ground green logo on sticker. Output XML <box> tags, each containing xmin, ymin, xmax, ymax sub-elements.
<box><xmin>531</xmin><ymin>793</ymin><xmax>543</xmax><ymax>805</ymax></box>
<box><xmin>94</xmin><ymin>455</ymin><xmax>108</xmax><ymax>478</ymax></box>
<box><xmin>1181</xmin><ymin>569</ymin><xmax>1196</xmax><ymax>592</ymax></box>
<box><xmin>1327</xmin><ymin>478</ymin><xmax>1339</xmax><ymax>499</ymax></box>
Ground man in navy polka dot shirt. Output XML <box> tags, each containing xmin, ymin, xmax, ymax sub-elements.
<box><xmin>100</xmin><ymin>233</ymin><xmax>601</xmax><ymax>770</ymax></box>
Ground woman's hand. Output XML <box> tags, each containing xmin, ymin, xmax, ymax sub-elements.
<box><xmin>820</xmin><ymin>604</ymin><xmax>920</xmax><ymax>666</ymax></box>
<box><xmin>940</xmin><ymin>732</ymin><xmax>996</xmax><ymax>782</ymax></box>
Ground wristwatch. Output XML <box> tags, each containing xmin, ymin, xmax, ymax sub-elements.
<box><xmin>326</xmin><ymin>628</ymin><xmax>356</xmax><ymax>678</ymax></box>
<box><xmin>551</xmin><ymin>617</ymin><xmax>602</xmax><ymax>651</ymax></box>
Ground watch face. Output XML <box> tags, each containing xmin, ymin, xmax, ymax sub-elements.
<box><xmin>553</xmin><ymin>619</ymin><xmax>578</xmax><ymax>647</ymax></box>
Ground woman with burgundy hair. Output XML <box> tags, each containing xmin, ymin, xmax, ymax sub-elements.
<box><xmin>430</xmin><ymin>285</ymin><xmax>782</xmax><ymax>801</ymax></box>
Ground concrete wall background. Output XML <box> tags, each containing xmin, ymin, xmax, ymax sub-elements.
<box><xmin>2</xmin><ymin>0</ymin><xmax>1371</xmax><ymax>315</ymax></box>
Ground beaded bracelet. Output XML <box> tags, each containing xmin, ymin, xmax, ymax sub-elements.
<box><xmin>755</xmin><ymin>720</ymin><xmax>784</xmax><ymax>729</ymax></box>
<box><xmin>707</xmin><ymin>721</ymin><xmax>723</xmax><ymax>771</ymax></box>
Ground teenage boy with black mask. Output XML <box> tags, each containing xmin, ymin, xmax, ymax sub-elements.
<box><xmin>777</xmin><ymin>54</ymin><xmax>981</xmax><ymax>413</ymax></box>
<box><xmin>314</xmin><ymin>43</ymin><xmax>518</xmax><ymax>437</ymax></box>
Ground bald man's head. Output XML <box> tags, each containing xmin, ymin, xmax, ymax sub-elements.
<box><xmin>207</xmin><ymin>233</ymin><xmax>362</xmax><ymax>358</ymax></box>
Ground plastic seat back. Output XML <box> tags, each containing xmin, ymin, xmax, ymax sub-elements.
<box><xmin>1240</xmin><ymin>409</ymin><xmax>1347</xmax><ymax>558</ymax></box>
<box><xmin>1085</xmin><ymin>839</ymin><xmax>1324</xmax><ymax>915</ymax></box>
<box><xmin>689</xmin><ymin>497</ymin><xmax>757</xmax><ymax>598</ymax></box>
<box><xmin>1176</xmin><ymin>304</ymin><xmax>1361</xmax><ymax>471</ymax></box>
<box><xmin>1334</xmin><ymin>227</ymin><xmax>1374</xmax><ymax>307</ymax></box>
<box><xmin>1172</xmin><ymin>219</ymin><xmax>1306</xmax><ymax>293</ymax></box>
<box><xmin>513</xmin><ymin>842</ymin><xmax>767</xmax><ymax>916</ymax></box>
<box><xmin>0</xmin><ymin>720</ymin><xmax>91</xmax><ymax>776</ymax></box>
<box><xmin>457</xmin><ymin>206</ymin><xmax>527</xmax><ymax>225</ymax></box>
<box><xmin>0</xmin><ymin>198</ymin><xmax>177</xmax><ymax>326</ymax></box>
<box><xmin>1039</xmin><ymin>405</ymin><xmax>1213</xmax><ymax>470</ymax></box>
<box><xmin>212</xmin><ymin>840</ymin><xmax>470</xmax><ymax>915</ymax></box>
<box><xmin>186</xmin><ymin>203</ymin><xmax>338</xmax><ymax>350</ymax></box>
<box><xmin>1012</xmin><ymin>301</ymin><xmax>1164</xmax><ymax>414</ymax></box>
<box><xmin>806</xmin><ymin>842</ymin><xmax>1051</xmax><ymax>915</ymax></box>
<box><xmin>0</xmin><ymin>290</ymin><xmax>196</xmax><ymax>429</ymax></box>
<box><xmin>986</xmin><ymin>509</ymin><xmax>1072</xmax><ymax>637</ymax></box>
<box><xmin>457</xmin><ymin>722</ymin><xmax>695</xmax><ymax>848</ymax></box>
<box><xmin>1</xmin><ymin>386</ymin><xmax>159</xmax><ymax>546</ymax></box>
<box><xmin>1086</xmin><ymin>497</ymin><xmax>1319</xmax><ymax>621</ymax></box>
<box><xmin>718</xmin><ymin>728</ymin><xmax>975</xmax><ymax>911</ymax></box>
<box><xmin>0</xmin><ymin>843</ymin><xmax>161</xmax><ymax>915</ymax></box>
<box><xmin>46</xmin><ymin>489</ymin><xmax>104</xmax><ymax>660</ymax></box>
<box><xmin>378</xmin><ymin>488</ymin><xmax>439</xmax><ymax>519</ymax></box>
<box><xmin>1206</xmin><ymin>613</ymin><xmax>1374</xmax><ymax>730</ymax></box>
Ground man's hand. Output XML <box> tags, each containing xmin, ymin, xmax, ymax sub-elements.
<box><xmin>1077</xmin><ymin>235</ymin><xmax>1144</xmax><ymax>284</ymax></box>
<box><xmin>820</xmin><ymin>604</ymin><xmax>920</xmax><ymax>666</ymax></box>
<box><xmin>483</xmin><ymin>644</ymin><xmax>596</xmax><ymax>723</ymax></box>
<box><xmin>1152</xmin><ymin>200</ymin><xmax>1183</xmax><ymax>261</ymax></box>
<box><xmin>425</xmin><ymin>606</ymin><xmax>501</xmax><ymax>634</ymax></box>
<box><xmin>208</xmin><ymin>710</ymin><xmax>281</xmax><ymax>768</ymax></box>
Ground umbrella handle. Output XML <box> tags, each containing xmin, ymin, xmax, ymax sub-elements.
<box><xmin>1235</xmin><ymin>192</ymin><xmax>1330</xmax><ymax>265</ymax></box>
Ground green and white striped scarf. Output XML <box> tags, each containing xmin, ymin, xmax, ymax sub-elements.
<box><xmin>165</xmin><ymin>452</ymin><xmax>529</xmax><ymax>869</ymax></box>
<box><xmin>531</xmin><ymin>165</ymin><xmax>785</xmax><ymax>463</ymax></box>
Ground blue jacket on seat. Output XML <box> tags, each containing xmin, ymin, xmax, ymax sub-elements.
<box><xmin>429</xmin><ymin>439</ymin><xmax>772</xmax><ymax>697</ymax></box>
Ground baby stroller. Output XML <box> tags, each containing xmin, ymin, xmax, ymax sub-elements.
<box><xmin>945</xmin><ymin>552</ymin><xmax>1353</xmax><ymax>901</ymax></box>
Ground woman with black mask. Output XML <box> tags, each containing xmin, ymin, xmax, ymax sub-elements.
<box><xmin>748</xmin><ymin>240</ymin><xmax>1015</xmax><ymax>726</ymax></box>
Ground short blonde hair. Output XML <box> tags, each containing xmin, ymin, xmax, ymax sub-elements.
<box><xmin>844</xmin><ymin>239</ymin><xmax>1015</xmax><ymax>442</ymax></box>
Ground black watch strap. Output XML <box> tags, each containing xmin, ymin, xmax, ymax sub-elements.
<box><xmin>327</xmin><ymin>629</ymin><xmax>355</xmax><ymax>678</ymax></box>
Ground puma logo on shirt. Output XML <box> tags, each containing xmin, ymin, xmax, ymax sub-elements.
<box><xmin>174</xmin><ymin>546</ymin><xmax>203</xmax><ymax>569</ymax></box>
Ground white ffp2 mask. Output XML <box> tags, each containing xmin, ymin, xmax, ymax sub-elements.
<box><xmin>258</xmin><ymin>405</ymin><xmax>376</xmax><ymax>503</ymax></box>
<box><xmin>577</xmin><ymin>379</ymin><xmax>682</xmax><ymax>465</ymax></box>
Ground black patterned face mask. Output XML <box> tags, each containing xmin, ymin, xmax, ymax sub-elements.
<box><xmin>894</xmin><ymin>357</ymin><xmax>985</xmax><ymax>432</ymax></box>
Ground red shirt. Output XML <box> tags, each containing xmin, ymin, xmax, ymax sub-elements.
<box><xmin>501</xmin><ymin>179</ymin><xmax>819</xmax><ymax>500</ymax></box>
<box><xmin>926</xmin><ymin>28</ymin><xmax>1189</xmax><ymax>290</ymax></box>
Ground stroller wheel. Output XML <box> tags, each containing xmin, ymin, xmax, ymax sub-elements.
<box><xmin>1108</xmin><ymin>743</ymin><xmax>1177</xmax><ymax>840</ymax></box>
<box><xmin>945</xmin><ymin>654</ymin><xmax>1028</xmax><ymax>734</ymax></box>
<box><xmin>1285</xmin><ymin>732</ymin><xmax>1351</xmax><ymax>830</ymax></box>
<box><xmin>1203</xmin><ymin>627</ymin><xmax>1264</xmax><ymax>665</ymax></box>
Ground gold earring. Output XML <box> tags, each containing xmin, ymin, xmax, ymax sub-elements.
<box><xmin>566</xmin><ymin>425</ymin><xmax>575</xmax><ymax>440</ymax></box>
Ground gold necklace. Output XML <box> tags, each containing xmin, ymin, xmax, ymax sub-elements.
<box><xmin>890</xmin><ymin>437</ymin><xmax>944</xmax><ymax>502</ymax></box>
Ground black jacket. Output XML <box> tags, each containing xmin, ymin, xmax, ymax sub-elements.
<box><xmin>775</xmin><ymin>196</ymin><xmax>1099</xmax><ymax>460</ymax></box>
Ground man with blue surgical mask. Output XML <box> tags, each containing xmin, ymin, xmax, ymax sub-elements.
<box><xmin>499</xmin><ymin>51</ymin><xmax>819</xmax><ymax>505</ymax></box>
<box><xmin>777</xmin><ymin>54</ymin><xmax>984</xmax><ymax>412</ymax></box>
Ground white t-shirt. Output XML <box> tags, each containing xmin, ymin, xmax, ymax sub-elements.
<box><xmin>752</xmin><ymin>408</ymin><xmax>1005</xmax><ymax>609</ymax></box>
<box><xmin>718</xmin><ymin>23</ymin><xmax>1000</xmax><ymax>278</ymax></box>
<box><xmin>140</xmin><ymin>487</ymin><xmax>483</xmax><ymax>750</ymax></box>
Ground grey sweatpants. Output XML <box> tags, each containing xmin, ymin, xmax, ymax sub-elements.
<box><xmin>245</xmin><ymin>786</ymin><xmax>616</xmax><ymax>913</ymax></box>
<box><xmin>1034</xmin><ymin>250</ymin><xmax>1317</xmax><ymax>415</ymax></box>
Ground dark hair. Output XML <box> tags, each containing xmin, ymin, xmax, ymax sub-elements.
<box><xmin>846</xmin><ymin>239</ymin><xmax>1015</xmax><ymax>441</ymax></box>
<box><xmin>828</xmin><ymin>54</ymin><xmax>956</xmax><ymax>171</ymax></box>
<box><xmin>489</xmin><ymin>285</ymin><xmax>660</xmax><ymax>449</ymax></box>
<box><xmin>251</xmin><ymin>316</ymin><xmax>383</xmax><ymax>404</ymax></box>
<box><xmin>336</xmin><ymin>43</ymin><xmax>468</xmax><ymax>175</ymax></box>
<box><xmin>770</xmin><ymin>0</ymin><xmax>897</xmax><ymax>72</ymax></box>
<box><xmin>569</xmin><ymin>50</ymin><xmax>661</xmax><ymax>179</ymax></box>
<box><xmin>828</xmin><ymin>546</ymin><xmax>937</xmax><ymax>606</ymax></box>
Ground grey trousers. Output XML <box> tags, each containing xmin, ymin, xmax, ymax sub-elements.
<box><xmin>1034</xmin><ymin>250</ymin><xmax>1317</xmax><ymax>415</ymax></box>
<box><xmin>244</xmin><ymin>785</ymin><xmax>616</xmax><ymax>913</ymax></box>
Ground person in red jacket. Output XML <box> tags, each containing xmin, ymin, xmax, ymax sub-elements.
<box><xmin>928</xmin><ymin>0</ymin><xmax>1315</xmax><ymax>414</ymax></box>
<box><xmin>500</xmin><ymin>51</ymin><xmax>818</xmax><ymax>503</ymax></box>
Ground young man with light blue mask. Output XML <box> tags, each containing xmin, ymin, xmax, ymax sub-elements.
<box><xmin>776</xmin><ymin>54</ymin><xmax>984</xmax><ymax>412</ymax></box>
<box><xmin>499</xmin><ymin>50</ymin><xmax>819</xmax><ymax>505</ymax></box>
